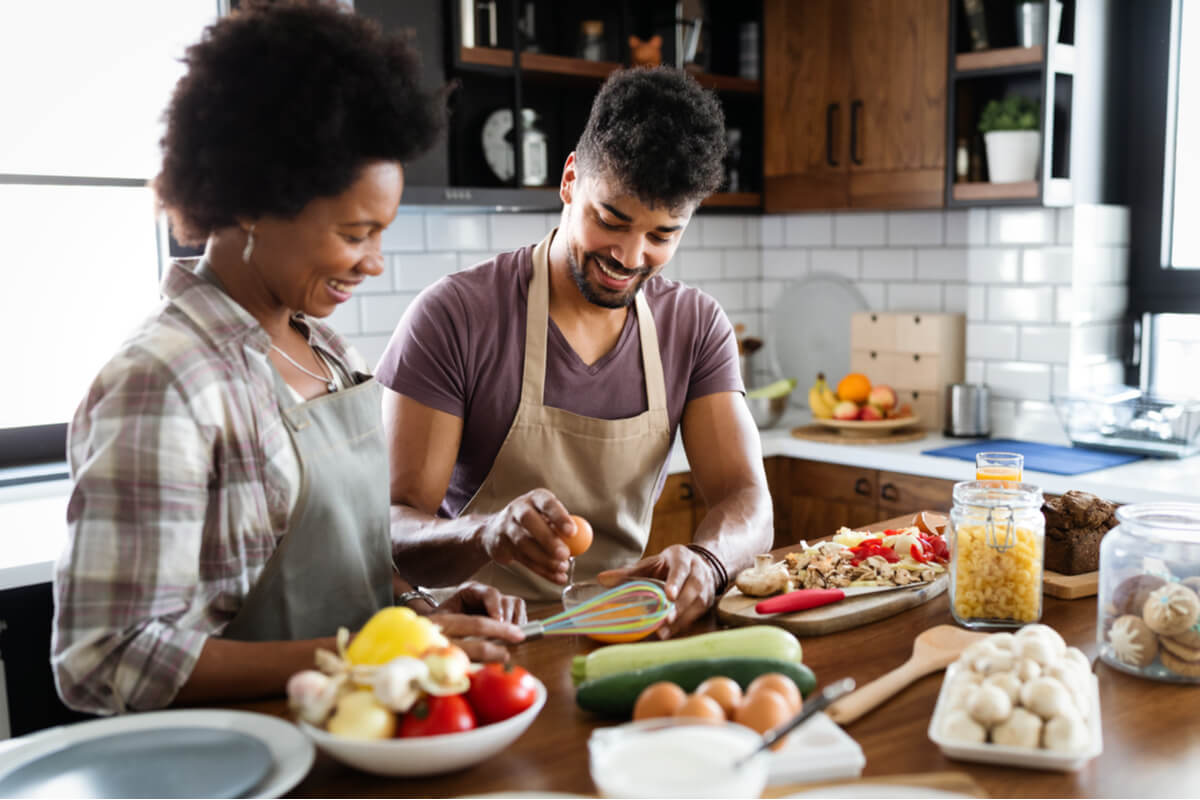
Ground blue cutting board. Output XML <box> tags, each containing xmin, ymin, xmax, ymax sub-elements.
<box><xmin>922</xmin><ymin>439</ymin><xmax>1143</xmax><ymax>475</ymax></box>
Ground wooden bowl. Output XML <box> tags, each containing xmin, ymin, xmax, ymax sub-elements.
<box><xmin>812</xmin><ymin>414</ymin><xmax>921</xmax><ymax>438</ymax></box>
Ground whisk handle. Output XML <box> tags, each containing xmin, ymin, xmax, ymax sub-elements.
<box><xmin>519</xmin><ymin>621</ymin><xmax>545</xmax><ymax>640</ymax></box>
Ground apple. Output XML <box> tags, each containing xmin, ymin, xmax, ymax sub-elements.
<box><xmin>868</xmin><ymin>385</ymin><xmax>897</xmax><ymax>412</ymax></box>
<box><xmin>833</xmin><ymin>400</ymin><xmax>860</xmax><ymax>420</ymax></box>
<box><xmin>894</xmin><ymin>402</ymin><xmax>914</xmax><ymax>419</ymax></box>
<box><xmin>859</xmin><ymin>404</ymin><xmax>883</xmax><ymax>421</ymax></box>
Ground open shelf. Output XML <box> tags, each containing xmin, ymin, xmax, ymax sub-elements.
<box><xmin>955</xmin><ymin>45</ymin><xmax>1043</xmax><ymax>73</ymax></box>
<box><xmin>702</xmin><ymin>192</ymin><xmax>762</xmax><ymax>208</ymax></box>
<box><xmin>459</xmin><ymin>46</ymin><xmax>514</xmax><ymax>70</ymax></box>
<box><xmin>690</xmin><ymin>71</ymin><xmax>762</xmax><ymax>95</ymax></box>
<box><xmin>520</xmin><ymin>51</ymin><xmax>622</xmax><ymax>80</ymax></box>
<box><xmin>952</xmin><ymin>181</ymin><xmax>1039</xmax><ymax>201</ymax></box>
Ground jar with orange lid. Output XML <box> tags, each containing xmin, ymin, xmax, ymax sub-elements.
<box><xmin>948</xmin><ymin>480</ymin><xmax>1045</xmax><ymax>629</ymax></box>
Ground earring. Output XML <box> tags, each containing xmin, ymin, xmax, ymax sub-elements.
<box><xmin>242</xmin><ymin>225</ymin><xmax>256</xmax><ymax>264</ymax></box>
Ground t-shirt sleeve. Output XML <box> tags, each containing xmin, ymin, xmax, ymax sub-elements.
<box><xmin>686</xmin><ymin>297</ymin><xmax>744</xmax><ymax>403</ymax></box>
<box><xmin>375</xmin><ymin>278</ymin><xmax>470</xmax><ymax>418</ymax></box>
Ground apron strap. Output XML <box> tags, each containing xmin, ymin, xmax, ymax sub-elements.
<box><xmin>634</xmin><ymin>291</ymin><xmax>667</xmax><ymax>412</ymax></box>
<box><xmin>521</xmin><ymin>232</ymin><xmax>555</xmax><ymax>407</ymax></box>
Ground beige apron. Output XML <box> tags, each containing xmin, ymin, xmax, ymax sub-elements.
<box><xmin>222</xmin><ymin>348</ymin><xmax>393</xmax><ymax>641</ymax></box>
<box><xmin>464</xmin><ymin>231</ymin><xmax>674</xmax><ymax>601</ymax></box>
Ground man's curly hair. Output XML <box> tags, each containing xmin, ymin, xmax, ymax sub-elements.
<box><xmin>155</xmin><ymin>0</ymin><xmax>445</xmax><ymax>245</ymax></box>
<box><xmin>575</xmin><ymin>67</ymin><xmax>726</xmax><ymax>212</ymax></box>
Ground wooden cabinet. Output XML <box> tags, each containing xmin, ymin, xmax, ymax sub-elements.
<box><xmin>763</xmin><ymin>0</ymin><xmax>948</xmax><ymax>212</ymax></box>
<box><xmin>645</xmin><ymin>472</ymin><xmax>708</xmax><ymax>556</ymax></box>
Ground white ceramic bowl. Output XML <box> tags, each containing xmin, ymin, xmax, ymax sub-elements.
<box><xmin>588</xmin><ymin>717</ymin><xmax>770</xmax><ymax>798</ymax></box>
<box><xmin>300</xmin><ymin>677</ymin><xmax>546</xmax><ymax>777</ymax></box>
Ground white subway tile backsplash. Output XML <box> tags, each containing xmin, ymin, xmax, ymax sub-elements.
<box><xmin>347</xmin><ymin>335</ymin><xmax>395</xmax><ymax>369</ymax></box>
<box><xmin>678</xmin><ymin>217</ymin><xmax>704</xmax><ymax>250</ymax></box>
<box><xmin>945</xmin><ymin>210</ymin><xmax>969</xmax><ymax>246</ymax></box>
<box><xmin>1073</xmin><ymin>204</ymin><xmax>1131</xmax><ymax>246</ymax></box>
<box><xmin>424</xmin><ymin>213</ymin><xmax>489</xmax><ymax>252</ymax></box>
<box><xmin>1074</xmin><ymin>245</ymin><xmax>1130</xmax><ymax>285</ymax></box>
<box><xmin>988</xmin><ymin>208</ymin><xmax>1055</xmax><ymax>244</ymax></box>
<box><xmin>856</xmin><ymin>281</ymin><xmax>886</xmax><ymax>309</ymax></box>
<box><xmin>1019</xmin><ymin>325</ymin><xmax>1071</xmax><ymax>364</ymax></box>
<box><xmin>1056</xmin><ymin>208</ymin><xmax>1074</xmax><ymax>245</ymax></box>
<box><xmin>394</xmin><ymin>252</ymin><xmax>458</xmax><ymax>291</ymax></box>
<box><xmin>760</xmin><ymin>280</ymin><xmax>785</xmax><ymax>309</ymax></box>
<box><xmin>862</xmin><ymin>248</ymin><xmax>916</xmax><ymax>280</ymax></box>
<box><xmin>1055</xmin><ymin>287</ymin><xmax>1074</xmax><ymax>323</ymax></box>
<box><xmin>785</xmin><ymin>214</ymin><xmax>833</xmax><ymax>246</ymax></box>
<box><xmin>326</xmin><ymin>296</ymin><xmax>361</xmax><ymax>335</ymax></box>
<box><xmin>701</xmin><ymin>216</ymin><xmax>745</xmax><ymax>247</ymax></box>
<box><xmin>457</xmin><ymin>251</ymin><xmax>494</xmax><ymax>270</ymax></box>
<box><xmin>1053</xmin><ymin>365</ymin><xmax>1071</xmax><ymax>395</ymax></box>
<box><xmin>811</xmin><ymin>248</ymin><xmax>859</xmax><ymax>280</ymax></box>
<box><xmin>1071</xmin><ymin>285</ymin><xmax>1128</xmax><ymax>323</ymax></box>
<box><xmin>966</xmin><ymin>209</ymin><xmax>989</xmax><ymax>245</ymax></box>
<box><xmin>680</xmin><ymin>250</ymin><xmax>723</xmax><ymax>281</ymax></box>
<box><xmin>699</xmin><ymin>280</ymin><xmax>746</xmax><ymax>312</ymax></box>
<box><xmin>888</xmin><ymin>211</ymin><xmax>944</xmax><ymax>246</ymax></box>
<box><xmin>723</xmin><ymin>248</ymin><xmax>761</xmax><ymax>281</ymax></box>
<box><xmin>967</xmin><ymin>322</ymin><xmax>1020</xmax><ymax>360</ymax></box>
<box><xmin>760</xmin><ymin>215</ymin><xmax>784</xmax><ymax>247</ymax></box>
<box><xmin>987</xmin><ymin>286</ymin><xmax>1054</xmax><ymax>323</ymax></box>
<box><xmin>1021</xmin><ymin>247</ymin><xmax>1073</xmax><ymax>284</ymax></box>
<box><xmin>917</xmin><ymin>248</ymin><xmax>967</xmax><ymax>281</ymax></box>
<box><xmin>944</xmin><ymin>283</ymin><xmax>968</xmax><ymax>313</ymax></box>
<box><xmin>1072</xmin><ymin>322</ymin><xmax>1122</xmax><ymax>362</ymax></box>
<box><xmin>967</xmin><ymin>286</ymin><xmax>987</xmax><ymax>320</ymax></box>
<box><xmin>967</xmin><ymin>248</ymin><xmax>1021</xmax><ymax>283</ymax></box>
<box><xmin>381</xmin><ymin>213</ymin><xmax>426</xmax><ymax>252</ymax></box>
<box><xmin>362</xmin><ymin>293</ymin><xmax>417</xmax><ymax>334</ymax></box>
<box><xmin>743</xmin><ymin>217</ymin><xmax>762</xmax><ymax>248</ymax></box>
<box><xmin>966</xmin><ymin>359</ymin><xmax>985</xmax><ymax>384</ymax></box>
<box><xmin>985</xmin><ymin>360</ymin><xmax>1054</xmax><ymax>401</ymax></box>
<box><xmin>488</xmin><ymin>213</ymin><xmax>547</xmax><ymax>251</ymax></box>
<box><xmin>1007</xmin><ymin>400</ymin><xmax>1070</xmax><ymax>444</ymax></box>
<box><xmin>763</xmin><ymin>248</ymin><xmax>808</xmax><ymax>279</ymax></box>
<box><xmin>887</xmin><ymin>282</ymin><xmax>939</xmax><ymax>311</ymax></box>
<box><xmin>834</xmin><ymin>213</ymin><xmax>886</xmax><ymax>246</ymax></box>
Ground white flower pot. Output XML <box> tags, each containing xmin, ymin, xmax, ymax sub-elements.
<box><xmin>983</xmin><ymin>130</ymin><xmax>1041</xmax><ymax>183</ymax></box>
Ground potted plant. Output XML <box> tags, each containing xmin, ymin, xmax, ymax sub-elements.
<box><xmin>978</xmin><ymin>94</ymin><xmax>1041</xmax><ymax>183</ymax></box>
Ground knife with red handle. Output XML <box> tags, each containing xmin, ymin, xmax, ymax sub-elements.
<box><xmin>754</xmin><ymin>582</ymin><xmax>929</xmax><ymax>615</ymax></box>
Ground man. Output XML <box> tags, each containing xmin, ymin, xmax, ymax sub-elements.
<box><xmin>377</xmin><ymin>67</ymin><xmax>772</xmax><ymax>638</ymax></box>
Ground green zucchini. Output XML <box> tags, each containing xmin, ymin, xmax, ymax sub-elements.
<box><xmin>575</xmin><ymin>657</ymin><xmax>817</xmax><ymax>717</ymax></box>
<box><xmin>570</xmin><ymin>626</ymin><xmax>803</xmax><ymax>685</ymax></box>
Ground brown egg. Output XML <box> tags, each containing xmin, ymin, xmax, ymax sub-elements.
<box><xmin>632</xmin><ymin>681</ymin><xmax>687</xmax><ymax>721</ymax></box>
<box><xmin>694</xmin><ymin>677</ymin><xmax>743</xmax><ymax>718</ymax></box>
<box><xmin>674</xmin><ymin>693</ymin><xmax>726</xmax><ymax>723</ymax></box>
<box><xmin>746</xmin><ymin>673</ymin><xmax>803</xmax><ymax>713</ymax></box>
<box><xmin>734</xmin><ymin>688</ymin><xmax>793</xmax><ymax>749</ymax></box>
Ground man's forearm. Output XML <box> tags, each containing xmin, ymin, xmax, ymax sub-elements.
<box><xmin>690</xmin><ymin>484</ymin><xmax>774</xmax><ymax>580</ymax></box>
<box><xmin>389</xmin><ymin>504</ymin><xmax>494</xmax><ymax>586</ymax></box>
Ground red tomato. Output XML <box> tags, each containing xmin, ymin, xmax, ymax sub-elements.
<box><xmin>398</xmin><ymin>694</ymin><xmax>476</xmax><ymax>737</ymax></box>
<box><xmin>466</xmin><ymin>663</ymin><xmax>539</xmax><ymax>724</ymax></box>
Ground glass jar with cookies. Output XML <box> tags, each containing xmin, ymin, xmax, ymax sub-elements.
<box><xmin>1098</xmin><ymin>503</ymin><xmax>1200</xmax><ymax>683</ymax></box>
<box><xmin>948</xmin><ymin>480</ymin><xmax>1045</xmax><ymax>629</ymax></box>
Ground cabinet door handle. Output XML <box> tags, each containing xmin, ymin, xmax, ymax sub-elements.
<box><xmin>854</xmin><ymin>477</ymin><xmax>871</xmax><ymax>496</ymax></box>
<box><xmin>850</xmin><ymin>100</ymin><xmax>863</xmax><ymax>165</ymax></box>
<box><xmin>680</xmin><ymin>483</ymin><xmax>694</xmax><ymax>501</ymax></box>
<box><xmin>826</xmin><ymin>103</ymin><xmax>840</xmax><ymax>167</ymax></box>
<box><xmin>881</xmin><ymin>482</ymin><xmax>900</xmax><ymax>502</ymax></box>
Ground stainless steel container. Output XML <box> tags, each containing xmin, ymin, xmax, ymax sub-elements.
<box><xmin>945</xmin><ymin>383</ymin><xmax>991</xmax><ymax>437</ymax></box>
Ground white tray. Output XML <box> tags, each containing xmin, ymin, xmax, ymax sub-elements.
<box><xmin>927</xmin><ymin>663</ymin><xmax>1102</xmax><ymax>772</ymax></box>
<box><xmin>768</xmin><ymin>712</ymin><xmax>865</xmax><ymax>786</ymax></box>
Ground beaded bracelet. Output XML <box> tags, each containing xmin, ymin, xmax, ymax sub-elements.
<box><xmin>686</xmin><ymin>543</ymin><xmax>729</xmax><ymax>596</ymax></box>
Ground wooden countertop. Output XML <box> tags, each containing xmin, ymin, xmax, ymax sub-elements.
<box><xmin>228</xmin><ymin>515</ymin><xmax>1200</xmax><ymax>798</ymax></box>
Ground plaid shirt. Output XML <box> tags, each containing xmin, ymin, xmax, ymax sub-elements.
<box><xmin>52</xmin><ymin>259</ymin><xmax>366</xmax><ymax>715</ymax></box>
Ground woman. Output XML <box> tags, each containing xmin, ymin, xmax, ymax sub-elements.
<box><xmin>52</xmin><ymin>0</ymin><xmax>525</xmax><ymax>716</ymax></box>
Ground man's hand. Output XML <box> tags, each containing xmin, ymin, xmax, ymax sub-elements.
<box><xmin>437</xmin><ymin>581</ymin><xmax>528</xmax><ymax>625</ymax></box>
<box><xmin>428</xmin><ymin>581</ymin><xmax>528</xmax><ymax>663</ymax></box>
<box><xmin>478</xmin><ymin>488</ymin><xmax>576</xmax><ymax>584</ymax></box>
<box><xmin>596</xmin><ymin>544</ymin><xmax>717</xmax><ymax>639</ymax></box>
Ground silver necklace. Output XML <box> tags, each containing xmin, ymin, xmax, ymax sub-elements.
<box><xmin>270</xmin><ymin>343</ymin><xmax>337</xmax><ymax>393</ymax></box>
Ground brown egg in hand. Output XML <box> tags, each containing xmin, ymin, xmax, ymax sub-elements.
<box><xmin>674</xmin><ymin>693</ymin><xmax>726</xmax><ymax>724</ymax></box>
<box><xmin>694</xmin><ymin>676</ymin><xmax>743</xmax><ymax>718</ymax></box>
<box><xmin>734</xmin><ymin>688</ymin><xmax>792</xmax><ymax>749</ymax></box>
<box><xmin>632</xmin><ymin>681</ymin><xmax>687</xmax><ymax>721</ymax></box>
<box><xmin>746</xmin><ymin>673</ymin><xmax>802</xmax><ymax>713</ymax></box>
<box><xmin>562</xmin><ymin>514</ymin><xmax>594</xmax><ymax>557</ymax></box>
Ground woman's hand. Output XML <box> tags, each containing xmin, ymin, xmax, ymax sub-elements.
<box><xmin>597</xmin><ymin>545</ymin><xmax>717</xmax><ymax>640</ymax></box>
<box><xmin>478</xmin><ymin>488</ymin><xmax>576</xmax><ymax>584</ymax></box>
<box><xmin>430</xmin><ymin>581</ymin><xmax>528</xmax><ymax>662</ymax></box>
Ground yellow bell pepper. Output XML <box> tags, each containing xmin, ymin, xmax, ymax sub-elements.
<box><xmin>344</xmin><ymin>606</ymin><xmax>448</xmax><ymax>666</ymax></box>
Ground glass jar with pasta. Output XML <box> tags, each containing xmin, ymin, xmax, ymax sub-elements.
<box><xmin>949</xmin><ymin>480</ymin><xmax>1045</xmax><ymax>629</ymax></box>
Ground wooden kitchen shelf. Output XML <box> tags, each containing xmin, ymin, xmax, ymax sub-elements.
<box><xmin>702</xmin><ymin>191</ymin><xmax>762</xmax><ymax>208</ymax></box>
<box><xmin>955</xmin><ymin>45</ymin><xmax>1043</xmax><ymax>74</ymax></box>
<box><xmin>689</xmin><ymin>71</ymin><xmax>762</xmax><ymax>95</ymax></box>
<box><xmin>952</xmin><ymin>181</ymin><xmax>1039</xmax><ymax>201</ymax></box>
<box><xmin>459</xmin><ymin>46</ymin><xmax>513</xmax><ymax>70</ymax></box>
<box><xmin>520</xmin><ymin>52</ymin><xmax>622</xmax><ymax>80</ymax></box>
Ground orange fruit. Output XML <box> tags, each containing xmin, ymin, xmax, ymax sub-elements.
<box><xmin>562</xmin><ymin>514</ymin><xmax>594</xmax><ymax>557</ymax></box>
<box><xmin>836</xmin><ymin>373</ymin><xmax>872</xmax><ymax>404</ymax></box>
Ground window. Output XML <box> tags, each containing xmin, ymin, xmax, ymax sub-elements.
<box><xmin>1128</xmin><ymin>0</ymin><xmax>1200</xmax><ymax>397</ymax></box>
<box><xmin>0</xmin><ymin>2</ymin><xmax>220</xmax><ymax>466</ymax></box>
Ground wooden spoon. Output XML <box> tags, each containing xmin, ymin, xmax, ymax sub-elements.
<box><xmin>826</xmin><ymin>624</ymin><xmax>987</xmax><ymax>726</ymax></box>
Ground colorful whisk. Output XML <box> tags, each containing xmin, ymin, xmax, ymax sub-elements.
<box><xmin>519</xmin><ymin>580</ymin><xmax>673</xmax><ymax>640</ymax></box>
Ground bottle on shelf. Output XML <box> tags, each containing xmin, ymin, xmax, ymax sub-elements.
<box><xmin>579</xmin><ymin>20</ymin><xmax>606</xmax><ymax>62</ymax></box>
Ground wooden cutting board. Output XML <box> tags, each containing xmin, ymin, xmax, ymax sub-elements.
<box><xmin>717</xmin><ymin>575</ymin><xmax>949</xmax><ymax>636</ymax></box>
<box><xmin>1043</xmin><ymin>569</ymin><xmax>1099</xmax><ymax>599</ymax></box>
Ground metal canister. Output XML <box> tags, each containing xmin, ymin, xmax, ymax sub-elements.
<box><xmin>945</xmin><ymin>383</ymin><xmax>991</xmax><ymax>437</ymax></box>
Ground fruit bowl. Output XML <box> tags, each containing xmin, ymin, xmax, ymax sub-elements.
<box><xmin>812</xmin><ymin>414</ymin><xmax>921</xmax><ymax>438</ymax></box>
<box><xmin>298</xmin><ymin>677</ymin><xmax>546</xmax><ymax>776</ymax></box>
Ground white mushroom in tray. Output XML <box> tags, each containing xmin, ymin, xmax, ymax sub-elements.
<box><xmin>941</xmin><ymin>708</ymin><xmax>987</xmax><ymax>744</ymax></box>
<box><xmin>991</xmin><ymin>707</ymin><xmax>1043</xmax><ymax>749</ymax></box>
<box><xmin>1043</xmin><ymin>713</ymin><xmax>1090</xmax><ymax>753</ymax></box>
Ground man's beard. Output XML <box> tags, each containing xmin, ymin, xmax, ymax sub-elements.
<box><xmin>566</xmin><ymin>245</ymin><xmax>648</xmax><ymax>309</ymax></box>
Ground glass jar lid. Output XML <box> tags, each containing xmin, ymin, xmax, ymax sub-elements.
<box><xmin>1114</xmin><ymin>502</ymin><xmax>1200</xmax><ymax>544</ymax></box>
<box><xmin>952</xmin><ymin>480</ymin><xmax>1044</xmax><ymax>510</ymax></box>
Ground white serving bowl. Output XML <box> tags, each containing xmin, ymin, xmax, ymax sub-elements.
<box><xmin>300</xmin><ymin>677</ymin><xmax>546</xmax><ymax>777</ymax></box>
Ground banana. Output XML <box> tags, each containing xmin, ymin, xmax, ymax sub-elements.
<box><xmin>808</xmin><ymin>373</ymin><xmax>836</xmax><ymax>418</ymax></box>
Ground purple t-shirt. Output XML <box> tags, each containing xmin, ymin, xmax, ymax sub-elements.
<box><xmin>376</xmin><ymin>242</ymin><xmax>743</xmax><ymax>518</ymax></box>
